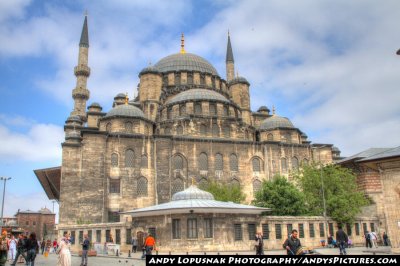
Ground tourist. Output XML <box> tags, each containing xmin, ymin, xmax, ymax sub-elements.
<box><xmin>327</xmin><ymin>234</ymin><xmax>334</xmax><ymax>248</ymax></box>
<box><xmin>383</xmin><ymin>232</ymin><xmax>389</xmax><ymax>246</ymax></box>
<box><xmin>0</xmin><ymin>231</ymin><xmax>8</xmax><ymax>266</ymax></box>
<box><xmin>8</xmin><ymin>235</ymin><xmax>17</xmax><ymax>261</ymax></box>
<box><xmin>40</xmin><ymin>239</ymin><xmax>45</xmax><ymax>255</ymax></box>
<box><xmin>57</xmin><ymin>233</ymin><xmax>71</xmax><ymax>266</ymax></box>
<box><xmin>25</xmin><ymin>232</ymin><xmax>39</xmax><ymax>266</ymax></box>
<box><xmin>144</xmin><ymin>233</ymin><xmax>156</xmax><ymax>256</ymax></box>
<box><xmin>80</xmin><ymin>233</ymin><xmax>90</xmax><ymax>266</ymax></box>
<box><xmin>283</xmin><ymin>229</ymin><xmax>302</xmax><ymax>255</ymax></box>
<box><xmin>335</xmin><ymin>225</ymin><xmax>348</xmax><ymax>255</ymax></box>
<box><xmin>131</xmin><ymin>235</ymin><xmax>138</xmax><ymax>253</ymax></box>
<box><xmin>370</xmin><ymin>231</ymin><xmax>378</xmax><ymax>248</ymax></box>
<box><xmin>10</xmin><ymin>234</ymin><xmax>27</xmax><ymax>266</ymax></box>
<box><xmin>364</xmin><ymin>231</ymin><xmax>372</xmax><ymax>248</ymax></box>
<box><xmin>347</xmin><ymin>237</ymin><xmax>353</xmax><ymax>248</ymax></box>
<box><xmin>53</xmin><ymin>239</ymin><xmax>58</xmax><ymax>253</ymax></box>
<box><xmin>255</xmin><ymin>232</ymin><xmax>264</xmax><ymax>255</ymax></box>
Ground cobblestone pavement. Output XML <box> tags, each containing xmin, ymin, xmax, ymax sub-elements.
<box><xmin>3</xmin><ymin>246</ymin><xmax>393</xmax><ymax>266</ymax></box>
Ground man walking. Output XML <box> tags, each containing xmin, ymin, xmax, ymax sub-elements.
<box><xmin>255</xmin><ymin>232</ymin><xmax>264</xmax><ymax>255</ymax></box>
<box><xmin>336</xmin><ymin>225</ymin><xmax>348</xmax><ymax>255</ymax></box>
<box><xmin>131</xmin><ymin>235</ymin><xmax>138</xmax><ymax>253</ymax></box>
<box><xmin>143</xmin><ymin>233</ymin><xmax>155</xmax><ymax>256</ymax></box>
<box><xmin>283</xmin><ymin>229</ymin><xmax>302</xmax><ymax>255</ymax></box>
<box><xmin>80</xmin><ymin>233</ymin><xmax>90</xmax><ymax>266</ymax></box>
<box><xmin>364</xmin><ymin>231</ymin><xmax>372</xmax><ymax>248</ymax></box>
<box><xmin>10</xmin><ymin>234</ymin><xmax>27</xmax><ymax>266</ymax></box>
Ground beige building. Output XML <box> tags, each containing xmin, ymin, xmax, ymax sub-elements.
<box><xmin>34</xmin><ymin>16</ymin><xmax>382</xmax><ymax>253</ymax></box>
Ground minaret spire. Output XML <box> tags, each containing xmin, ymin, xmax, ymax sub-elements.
<box><xmin>70</xmin><ymin>14</ymin><xmax>91</xmax><ymax>121</ymax></box>
<box><xmin>226</xmin><ymin>30</ymin><xmax>235</xmax><ymax>82</ymax></box>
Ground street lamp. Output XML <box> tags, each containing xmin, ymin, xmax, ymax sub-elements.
<box><xmin>0</xmin><ymin>176</ymin><xmax>11</xmax><ymax>233</ymax></box>
<box><xmin>311</xmin><ymin>146</ymin><xmax>329</xmax><ymax>240</ymax></box>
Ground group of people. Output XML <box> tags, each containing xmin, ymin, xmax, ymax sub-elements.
<box><xmin>130</xmin><ymin>233</ymin><xmax>156</xmax><ymax>259</ymax></box>
<box><xmin>0</xmin><ymin>230</ymin><xmax>40</xmax><ymax>266</ymax></box>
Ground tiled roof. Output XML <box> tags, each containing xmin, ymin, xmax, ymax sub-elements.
<box><xmin>155</xmin><ymin>53</ymin><xmax>219</xmax><ymax>76</ymax></box>
<box><xmin>259</xmin><ymin>115</ymin><xmax>295</xmax><ymax>130</ymax></box>
<box><xmin>336</xmin><ymin>148</ymin><xmax>392</xmax><ymax>164</ymax></box>
<box><xmin>358</xmin><ymin>146</ymin><xmax>400</xmax><ymax>162</ymax></box>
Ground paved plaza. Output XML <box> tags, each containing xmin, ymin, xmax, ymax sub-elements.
<box><xmin>3</xmin><ymin>246</ymin><xmax>394</xmax><ymax>266</ymax></box>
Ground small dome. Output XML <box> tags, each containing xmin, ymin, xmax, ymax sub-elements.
<box><xmin>155</xmin><ymin>53</ymin><xmax>219</xmax><ymax>76</ymax></box>
<box><xmin>39</xmin><ymin>207</ymin><xmax>52</xmax><ymax>214</ymax></box>
<box><xmin>258</xmin><ymin>106</ymin><xmax>270</xmax><ymax>113</ymax></box>
<box><xmin>166</xmin><ymin>89</ymin><xmax>229</xmax><ymax>105</ymax></box>
<box><xmin>172</xmin><ymin>185</ymin><xmax>214</xmax><ymax>201</ymax></box>
<box><xmin>139</xmin><ymin>65</ymin><xmax>160</xmax><ymax>76</ymax></box>
<box><xmin>105</xmin><ymin>104</ymin><xmax>145</xmax><ymax>118</ymax></box>
<box><xmin>228</xmin><ymin>76</ymin><xmax>250</xmax><ymax>86</ymax></box>
<box><xmin>89</xmin><ymin>102</ymin><xmax>101</xmax><ymax>108</ymax></box>
<box><xmin>114</xmin><ymin>93</ymin><xmax>126</xmax><ymax>99</ymax></box>
<box><xmin>259</xmin><ymin>115</ymin><xmax>295</xmax><ymax>130</ymax></box>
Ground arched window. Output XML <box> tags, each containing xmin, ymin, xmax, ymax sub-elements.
<box><xmin>200</xmin><ymin>124</ymin><xmax>207</xmax><ymax>135</ymax></box>
<box><xmin>137</xmin><ymin>177</ymin><xmax>148</xmax><ymax>196</ymax></box>
<box><xmin>175</xmin><ymin>73</ymin><xmax>181</xmax><ymax>85</ymax></box>
<box><xmin>125</xmin><ymin>122</ymin><xmax>133</xmax><ymax>133</ymax></box>
<box><xmin>285</xmin><ymin>133</ymin><xmax>291</xmax><ymax>143</ymax></box>
<box><xmin>230</xmin><ymin>154</ymin><xmax>238</xmax><ymax>172</ymax></box>
<box><xmin>106</xmin><ymin>123</ymin><xmax>112</xmax><ymax>133</ymax></box>
<box><xmin>125</xmin><ymin>149</ymin><xmax>135</xmax><ymax>168</ymax></box>
<box><xmin>176</xmin><ymin>125</ymin><xmax>183</xmax><ymax>135</ymax></box>
<box><xmin>253</xmin><ymin>179</ymin><xmax>262</xmax><ymax>195</ymax></box>
<box><xmin>302</xmin><ymin>158</ymin><xmax>309</xmax><ymax>166</ymax></box>
<box><xmin>292</xmin><ymin>157</ymin><xmax>299</xmax><ymax>170</ymax></box>
<box><xmin>187</xmin><ymin>73</ymin><xmax>193</xmax><ymax>84</ymax></box>
<box><xmin>179</xmin><ymin>104</ymin><xmax>186</xmax><ymax>116</ymax></box>
<box><xmin>174</xmin><ymin>155</ymin><xmax>183</xmax><ymax>170</ymax></box>
<box><xmin>212</xmin><ymin>123</ymin><xmax>219</xmax><ymax>137</ymax></box>
<box><xmin>200</xmin><ymin>75</ymin><xmax>205</xmax><ymax>85</ymax></box>
<box><xmin>194</xmin><ymin>103</ymin><xmax>202</xmax><ymax>115</ymax></box>
<box><xmin>252</xmin><ymin>158</ymin><xmax>261</xmax><ymax>172</ymax></box>
<box><xmin>171</xmin><ymin>178</ymin><xmax>184</xmax><ymax>195</ymax></box>
<box><xmin>223</xmin><ymin>126</ymin><xmax>230</xmax><ymax>138</ymax></box>
<box><xmin>141</xmin><ymin>154</ymin><xmax>148</xmax><ymax>168</ymax></box>
<box><xmin>281</xmin><ymin>158</ymin><xmax>287</xmax><ymax>173</ymax></box>
<box><xmin>209</xmin><ymin>104</ymin><xmax>216</xmax><ymax>115</ymax></box>
<box><xmin>164</xmin><ymin>127</ymin><xmax>171</xmax><ymax>135</ymax></box>
<box><xmin>111</xmin><ymin>153</ymin><xmax>119</xmax><ymax>167</ymax></box>
<box><xmin>231</xmin><ymin>178</ymin><xmax>240</xmax><ymax>187</ymax></box>
<box><xmin>215</xmin><ymin>153</ymin><xmax>223</xmax><ymax>171</ymax></box>
<box><xmin>267</xmin><ymin>133</ymin><xmax>273</xmax><ymax>141</ymax></box>
<box><xmin>167</xmin><ymin>107</ymin><xmax>172</xmax><ymax>119</ymax></box>
<box><xmin>223</xmin><ymin>105</ymin><xmax>229</xmax><ymax>116</ymax></box>
<box><xmin>198</xmin><ymin>153</ymin><xmax>208</xmax><ymax>171</ymax></box>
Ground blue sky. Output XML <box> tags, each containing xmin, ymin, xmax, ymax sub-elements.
<box><xmin>1</xmin><ymin>0</ymin><xmax>400</xmax><ymax>220</ymax></box>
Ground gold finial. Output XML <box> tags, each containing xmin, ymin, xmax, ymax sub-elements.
<box><xmin>180</xmin><ymin>33</ymin><xmax>186</xmax><ymax>54</ymax></box>
<box><xmin>272</xmin><ymin>105</ymin><xmax>276</xmax><ymax>115</ymax></box>
<box><xmin>125</xmin><ymin>92</ymin><xmax>129</xmax><ymax>105</ymax></box>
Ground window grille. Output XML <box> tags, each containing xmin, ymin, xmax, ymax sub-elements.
<box><xmin>174</xmin><ymin>155</ymin><xmax>183</xmax><ymax>170</ymax></box>
<box><xmin>319</xmin><ymin>223</ymin><xmax>325</xmax><ymax>237</ymax></box>
<box><xmin>234</xmin><ymin>224</ymin><xmax>242</xmax><ymax>241</ymax></box>
<box><xmin>137</xmin><ymin>177</ymin><xmax>148</xmax><ymax>196</ymax></box>
<box><xmin>262</xmin><ymin>224</ymin><xmax>269</xmax><ymax>239</ymax></box>
<box><xmin>230</xmin><ymin>154</ymin><xmax>238</xmax><ymax>172</ymax></box>
<box><xmin>281</xmin><ymin>158</ymin><xmax>287</xmax><ymax>173</ymax></box>
<box><xmin>292</xmin><ymin>157</ymin><xmax>299</xmax><ymax>170</ymax></box>
<box><xmin>111</xmin><ymin>153</ymin><xmax>119</xmax><ymax>167</ymax></box>
<box><xmin>309</xmin><ymin>223</ymin><xmax>315</xmax><ymax>238</ymax></box>
<box><xmin>125</xmin><ymin>149</ymin><xmax>135</xmax><ymax>168</ymax></box>
<box><xmin>172</xmin><ymin>219</ymin><xmax>181</xmax><ymax>239</ymax></box>
<box><xmin>199</xmin><ymin>153</ymin><xmax>208</xmax><ymax>171</ymax></box>
<box><xmin>204</xmin><ymin>218</ymin><xmax>213</xmax><ymax>238</ymax></box>
<box><xmin>215</xmin><ymin>153</ymin><xmax>223</xmax><ymax>171</ymax></box>
<box><xmin>253</xmin><ymin>179</ymin><xmax>262</xmax><ymax>194</ymax></box>
<box><xmin>109</xmin><ymin>179</ymin><xmax>120</xmax><ymax>194</ymax></box>
<box><xmin>187</xmin><ymin>219</ymin><xmax>198</xmax><ymax>239</ymax></box>
<box><xmin>171</xmin><ymin>178</ymin><xmax>184</xmax><ymax>195</ymax></box>
<box><xmin>299</xmin><ymin>223</ymin><xmax>304</xmax><ymax>238</ymax></box>
<box><xmin>252</xmin><ymin>158</ymin><xmax>261</xmax><ymax>172</ymax></box>
<box><xmin>194</xmin><ymin>103</ymin><xmax>202</xmax><ymax>115</ymax></box>
<box><xmin>141</xmin><ymin>154</ymin><xmax>148</xmax><ymax>168</ymax></box>
<box><xmin>275</xmin><ymin>224</ymin><xmax>282</xmax><ymax>239</ymax></box>
<box><xmin>248</xmin><ymin>224</ymin><xmax>256</xmax><ymax>240</ymax></box>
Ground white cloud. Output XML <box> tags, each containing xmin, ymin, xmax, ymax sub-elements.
<box><xmin>0</xmin><ymin>119</ymin><xmax>63</xmax><ymax>162</ymax></box>
<box><xmin>0</xmin><ymin>0</ymin><xmax>31</xmax><ymax>22</ymax></box>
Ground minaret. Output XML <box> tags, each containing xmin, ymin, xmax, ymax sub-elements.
<box><xmin>226</xmin><ymin>31</ymin><xmax>235</xmax><ymax>82</ymax></box>
<box><xmin>71</xmin><ymin>14</ymin><xmax>91</xmax><ymax>121</ymax></box>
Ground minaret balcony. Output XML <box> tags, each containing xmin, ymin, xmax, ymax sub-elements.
<box><xmin>74</xmin><ymin>65</ymin><xmax>91</xmax><ymax>77</ymax></box>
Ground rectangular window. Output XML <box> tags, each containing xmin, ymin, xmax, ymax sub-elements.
<box><xmin>248</xmin><ymin>224</ymin><xmax>256</xmax><ymax>241</ymax></box>
<box><xmin>204</xmin><ymin>218</ymin><xmax>213</xmax><ymax>238</ymax></box>
<box><xmin>108</xmin><ymin>211</ymin><xmax>120</xmax><ymax>222</ymax></box>
<box><xmin>262</xmin><ymin>224</ymin><xmax>270</xmax><ymax>240</ymax></box>
<box><xmin>71</xmin><ymin>231</ymin><xmax>76</xmax><ymax>244</ymax></box>
<box><xmin>355</xmin><ymin>223</ymin><xmax>360</xmax><ymax>236</ymax></box>
<box><xmin>187</xmin><ymin>219</ymin><xmax>198</xmax><ymax>239</ymax></box>
<box><xmin>299</xmin><ymin>224</ymin><xmax>304</xmax><ymax>238</ymax></box>
<box><xmin>79</xmin><ymin>231</ymin><xmax>83</xmax><ymax>244</ymax></box>
<box><xmin>116</xmin><ymin>229</ymin><xmax>121</xmax><ymax>244</ymax></box>
<box><xmin>234</xmin><ymin>224</ymin><xmax>243</xmax><ymax>241</ymax></box>
<box><xmin>275</xmin><ymin>224</ymin><xmax>282</xmax><ymax>240</ymax></box>
<box><xmin>370</xmin><ymin>223</ymin><xmax>375</xmax><ymax>232</ymax></box>
<box><xmin>88</xmin><ymin>230</ymin><xmax>92</xmax><ymax>242</ymax></box>
<box><xmin>33</xmin><ymin>221</ymin><xmax>36</xmax><ymax>226</ymax></box>
<box><xmin>329</xmin><ymin>223</ymin><xmax>334</xmax><ymax>236</ymax></box>
<box><xmin>96</xmin><ymin>230</ymin><xmax>101</xmax><ymax>243</ymax></box>
<box><xmin>26</xmin><ymin>221</ymin><xmax>29</xmax><ymax>226</ymax></box>
<box><xmin>106</xmin><ymin>230</ymin><xmax>111</xmax><ymax>242</ymax></box>
<box><xmin>319</xmin><ymin>223</ymin><xmax>325</xmax><ymax>237</ymax></box>
<box><xmin>286</xmin><ymin>224</ymin><xmax>293</xmax><ymax>238</ymax></box>
<box><xmin>309</xmin><ymin>223</ymin><xmax>315</xmax><ymax>238</ymax></box>
<box><xmin>126</xmin><ymin>229</ymin><xmax>132</xmax><ymax>244</ymax></box>
<box><xmin>346</xmin><ymin>223</ymin><xmax>352</xmax><ymax>236</ymax></box>
<box><xmin>148</xmin><ymin>228</ymin><xmax>156</xmax><ymax>239</ymax></box>
<box><xmin>172</xmin><ymin>219</ymin><xmax>181</xmax><ymax>239</ymax></box>
<box><xmin>109</xmin><ymin>179</ymin><xmax>120</xmax><ymax>194</ymax></box>
<box><xmin>363</xmin><ymin>223</ymin><xmax>368</xmax><ymax>234</ymax></box>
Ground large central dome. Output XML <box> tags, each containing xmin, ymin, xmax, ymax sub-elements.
<box><xmin>154</xmin><ymin>53</ymin><xmax>219</xmax><ymax>76</ymax></box>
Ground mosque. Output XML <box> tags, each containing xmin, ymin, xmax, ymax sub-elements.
<box><xmin>34</xmin><ymin>16</ymin><xmax>379</xmax><ymax>252</ymax></box>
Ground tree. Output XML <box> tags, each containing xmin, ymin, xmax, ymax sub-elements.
<box><xmin>293</xmin><ymin>163</ymin><xmax>369</xmax><ymax>224</ymax></box>
<box><xmin>252</xmin><ymin>176</ymin><xmax>309</xmax><ymax>216</ymax></box>
<box><xmin>199</xmin><ymin>178</ymin><xmax>245</xmax><ymax>203</ymax></box>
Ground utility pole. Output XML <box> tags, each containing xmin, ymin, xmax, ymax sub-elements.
<box><xmin>0</xmin><ymin>177</ymin><xmax>11</xmax><ymax>233</ymax></box>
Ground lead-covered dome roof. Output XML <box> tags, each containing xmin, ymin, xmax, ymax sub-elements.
<box><xmin>259</xmin><ymin>115</ymin><xmax>295</xmax><ymax>130</ymax></box>
<box><xmin>166</xmin><ymin>89</ymin><xmax>230</xmax><ymax>105</ymax></box>
<box><xmin>154</xmin><ymin>53</ymin><xmax>219</xmax><ymax>76</ymax></box>
<box><xmin>105</xmin><ymin>104</ymin><xmax>145</xmax><ymax>118</ymax></box>
<box><xmin>172</xmin><ymin>185</ymin><xmax>214</xmax><ymax>201</ymax></box>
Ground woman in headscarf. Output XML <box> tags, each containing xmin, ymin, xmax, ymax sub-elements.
<box><xmin>57</xmin><ymin>232</ymin><xmax>71</xmax><ymax>266</ymax></box>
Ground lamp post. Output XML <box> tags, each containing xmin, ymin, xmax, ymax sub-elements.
<box><xmin>0</xmin><ymin>176</ymin><xmax>11</xmax><ymax>233</ymax></box>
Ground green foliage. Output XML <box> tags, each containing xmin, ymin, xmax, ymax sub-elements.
<box><xmin>199</xmin><ymin>178</ymin><xmax>245</xmax><ymax>203</ymax></box>
<box><xmin>252</xmin><ymin>175</ymin><xmax>309</xmax><ymax>216</ymax></box>
<box><xmin>293</xmin><ymin>163</ymin><xmax>369</xmax><ymax>224</ymax></box>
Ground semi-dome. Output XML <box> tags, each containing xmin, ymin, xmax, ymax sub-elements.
<box><xmin>228</xmin><ymin>76</ymin><xmax>250</xmax><ymax>86</ymax></box>
<box><xmin>259</xmin><ymin>115</ymin><xmax>295</xmax><ymax>130</ymax></box>
<box><xmin>139</xmin><ymin>65</ymin><xmax>160</xmax><ymax>76</ymax></box>
<box><xmin>258</xmin><ymin>106</ymin><xmax>270</xmax><ymax>113</ymax></box>
<box><xmin>155</xmin><ymin>53</ymin><xmax>219</xmax><ymax>76</ymax></box>
<box><xmin>172</xmin><ymin>185</ymin><xmax>214</xmax><ymax>201</ymax></box>
<box><xmin>166</xmin><ymin>89</ymin><xmax>229</xmax><ymax>105</ymax></box>
<box><xmin>105</xmin><ymin>104</ymin><xmax>145</xmax><ymax>118</ymax></box>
